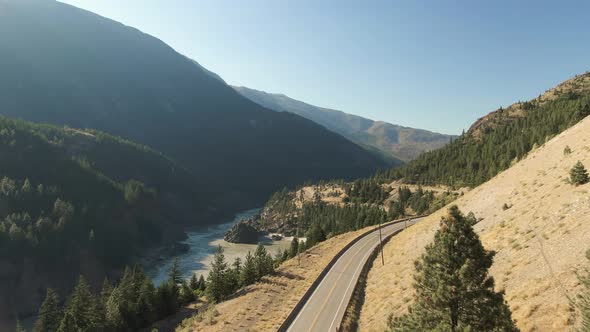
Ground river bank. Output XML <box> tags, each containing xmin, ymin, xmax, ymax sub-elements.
<box><xmin>147</xmin><ymin>208</ymin><xmax>293</xmax><ymax>285</ymax></box>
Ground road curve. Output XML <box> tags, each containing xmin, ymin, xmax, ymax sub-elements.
<box><xmin>285</xmin><ymin>218</ymin><xmax>420</xmax><ymax>332</ymax></box>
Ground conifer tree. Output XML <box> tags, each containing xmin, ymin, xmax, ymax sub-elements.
<box><xmin>570</xmin><ymin>161</ymin><xmax>590</xmax><ymax>185</ymax></box>
<box><xmin>189</xmin><ymin>273</ymin><xmax>199</xmax><ymax>291</ymax></box>
<box><xmin>206</xmin><ymin>245</ymin><xmax>229</xmax><ymax>303</ymax></box>
<box><xmin>168</xmin><ymin>258</ymin><xmax>182</xmax><ymax>285</ymax></box>
<box><xmin>154</xmin><ymin>281</ymin><xmax>178</xmax><ymax>318</ymax></box>
<box><xmin>254</xmin><ymin>244</ymin><xmax>274</xmax><ymax>280</ymax></box>
<box><xmin>389</xmin><ymin>206</ymin><xmax>518</xmax><ymax>332</ymax></box>
<box><xmin>34</xmin><ymin>288</ymin><xmax>62</xmax><ymax>332</ymax></box>
<box><xmin>56</xmin><ymin>312</ymin><xmax>78</xmax><ymax>332</ymax></box>
<box><xmin>137</xmin><ymin>278</ymin><xmax>157</xmax><ymax>326</ymax></box>
<box><xmin>64</xmin><ymin>276</ymin><xmax>100</xmax><ymax>331</ymax></box>
<box><xmin>289</xmin><ymin>236</ymin><xmax>299</xmax><ymax>258</ymax></box>
<box><xmin>306</xmin><ymin>224</ymin><xmax>326</xmax><ymax>247</ymax></box>
<box><xmin>197</xmin><ymin>274</ymin><xmax>206</xmax><ymax>291</ymax></box>
<box><xmin>240</xmin><ymin>251</ymin><xmax>257</xmax><ymax>286</ymax></box>
<box><xmin>228</xmin><ymin>257</ymin><xmax>242</xmax><ymax>291</ymax></box>
<box><xmin>179</xmin><ymin>280</ymin><xmax>195</xmax><ymax>305</ymax></box>
<box><xmin>105</xmin><ymin>286</ymin><xmax>125</xmax><ymax>330</ymax></box>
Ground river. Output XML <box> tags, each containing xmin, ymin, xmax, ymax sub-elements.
<box><xmin>148</xmin><ymin>208</ymin><xmax>292</xmax><ymax>285</ymax></box>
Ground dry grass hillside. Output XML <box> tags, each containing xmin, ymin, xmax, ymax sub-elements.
<box><xmin>359</xmin><ymin>116</ymin><xmax>590</xmax><ymax>332</ymax></box>
<box><xmin>175</xmin><ymin>225</ymin><xmax>380</xmax><ymax>332</ymax></box>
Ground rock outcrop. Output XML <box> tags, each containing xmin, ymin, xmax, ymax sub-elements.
<box><xmin>224</xmin><ymin>220</ymin><xmax>260</xmax><ymax>244</ymax></box>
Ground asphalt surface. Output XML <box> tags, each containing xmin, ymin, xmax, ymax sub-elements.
<box><xmin>286</xmin><ymin>218</ymin><xmax>419</xmax><ymax>332</ymax></box>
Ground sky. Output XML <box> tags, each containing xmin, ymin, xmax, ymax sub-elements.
<box><xmin>60</xmin><ymin>0</ymin><xmax>590</xmax><ymax>135</ymax></box>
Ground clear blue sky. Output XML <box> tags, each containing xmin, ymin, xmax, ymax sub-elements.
<box><xmin>60</xmin><ymin>0</ymin><xmax>590</xmax><ymax>135</ymax></box>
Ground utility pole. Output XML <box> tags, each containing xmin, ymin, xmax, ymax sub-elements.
<box><xmin>297</xmin><ymin>221</ymin><xmax>301</xmax><ymax>267</ymax></box>
<box><xmin>378</xmin><ymin>219</ymin><xmax>384</xmax><ymax>266</ymax></box>
<box><xmin>297</xmin><ymin>191</ymin><xmax>302</xmax><ymax>267</ymax></box>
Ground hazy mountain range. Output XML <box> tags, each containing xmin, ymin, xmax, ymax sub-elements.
<box><xmin>233</xmin><ymin>86</ymin><xmax>454</xmax><ymax>162</ymax></box>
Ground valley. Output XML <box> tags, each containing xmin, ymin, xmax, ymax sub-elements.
<box><xmin>1</xmin><ymin>1</ymin><xmax>590</xmax><ymax>332</ymax></box>
<box><xmin>147</xmin><ymin>208</ymin><xmax>291</xmax><ymax>286</ymax></box>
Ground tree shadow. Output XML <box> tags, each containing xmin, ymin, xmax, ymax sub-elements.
<box><xmin>275</xmin><ymin>270</ymin><xmax>304</xmax><ymax>281</ymax></box>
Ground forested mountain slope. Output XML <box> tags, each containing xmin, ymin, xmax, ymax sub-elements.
<box><xmin>0</xmin><ymin>0</ymin><xmax>386</xmax><ymax>218</ymax></box>
<box><xmin>233</xmin><ymin>86</ymin><xmax>453</xmax><ymax>162</ymax></box>
<box><xmin>379</xmin><ymin>72</ymin><xmax>590</xmax><ymax>187</ymax></box>
<box><xmin>360</xmin><ymin>110</ymin><xmax>590</xmax><ymax>332</ymax></box>
<box><xmin>0</xmin><ymin>116</ymin><xmax>202</xmax><ymax>326</ymax></box>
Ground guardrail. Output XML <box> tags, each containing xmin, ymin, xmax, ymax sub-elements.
<box><xmin>339</xmin><ymin>227</ymin><xmax>402</xmax><ymax>331</ymax></box>
<box><xmin>276</xmin><ymin>215</ymin><xmax>424</xmax><ymax>332</ymax></box>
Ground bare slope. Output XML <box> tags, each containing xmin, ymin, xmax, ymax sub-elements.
<box><xmin>359</xmin><ymin>116</ymin><xmax>590</xmax><ymax>331</ymax></box>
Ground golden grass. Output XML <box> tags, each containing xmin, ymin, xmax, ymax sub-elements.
<box><xmin>359</xmin><ymin>116</ymin><xmax>590</xmax><ymax>332</ymax></box>
<box><xmin>175</xmin><ymin>225</ymin><xmax>380</xmax><ymax>332</ymax></box>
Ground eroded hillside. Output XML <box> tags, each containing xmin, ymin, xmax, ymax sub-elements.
<box><xmin>359</xmin><ymin>116</ymin><xmax>590</xmax><ymax>332</ymax></box>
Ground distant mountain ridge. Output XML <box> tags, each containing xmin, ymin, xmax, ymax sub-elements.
<box><xmin>233</xmin><ymin>86</ymin><xmax>454</xmax><ymax>161</ymax></box>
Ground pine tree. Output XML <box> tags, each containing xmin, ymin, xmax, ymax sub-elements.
<box><xmin>99</xmin><ymin>277</ymin><xmax>113</xmax><ymax>320</ymax></box>
<box><xmin>570</xmin><ymin>161</ymin><xmax>590</xmax><ymax>185</ymax></box>
<box><xmin>64</xmin><ymin>276</ymin><xmax>100</xmax><ymax>331</ymax></box>
<box><xmin>137</xmin><ymin>278</ymin><xmax>157</xmax><ymax>327</ymax></box>
<box><xmin>206</xmin><ymin>245</ymin><xmax>229</xmax><ymax>303</ymax></box>
<box><xmin>34</xmin><ymin>288</ymin><xmax>62</xmax><ymax>332</ymax></box>
<box><xmin>306</xmin><ymin>224</ymin><xmax>326</xmax><ymax>247</ymax></box>
<box><xmin>105</xmin><ymin>286</ymin><xmax>125</xmax><ymax>331</ymax></box>
<box><xmin>289</xmin><ymin>236</ymin><xmax>299</xmax><ymax>258</ymax></box>
<box><xmin>228</xmin><ymin>257</ymin><xmax>242</xmax><ymax>291</ymax></box>
<box><xmin>56</xmin><ymin>311</ymin><xmax>78</xmax><ymax>332</ymax></box>
<box><xmin>189</xmin><ymin>273</ymin><xmax>199</xmax><ymax>291</ymax></box>
<box><xmin>240</xmin><ymin>251</ymin><xmax>257</xmax><ymax>286</ymax></box>
<box><xmin>154</xmin><ymin>281</ymin><xmax>178</xmax><ymax>318</ymax></box>
<box><xmin>179</xmin><ymin>280</ymin><xmax>195</xmax><ymax>305</ymax></box>
<box><xmin>388</xmin><ymin>206</ymin><xmax>518</xmax><ymax>332</ymax></box>
<box><xmin>116</xmin><ymin>266</ymin><xmax>139</xmax><ymax>328</ymax></box>
<box><xmin>572</xmin><ymin>250</ymin><xmax>590</xmax><ymax>332</ymax></box>
<box><xmin>168</xmin><ymin>258</ymin><xmax>182</xmax><ymax>285</ymax></box>
<box><xmin>197</xmin><ymin>274</ymin><xmax>206</xmax><ymax>291</ymax></box>
<box><xmin>254</xmin><ymin>244</ymin><xmax>273</xmax><ymax>280</ymax></box>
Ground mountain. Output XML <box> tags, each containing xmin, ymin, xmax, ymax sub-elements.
<box><xmin>198</xmin><ymin>71</ymin><xmax>590</xmax><ymax>331</ymax></box>
<box><xmin>0</xmin><ymin>116</ymin><xmax>205</xmax><ymax>324</ymax></box>
<box><xmin>0</xmin><ymin>0</ymin><xmax>387</xmax><ymax>218</ymax></box>
<box><xmin>360</xmin><ymin>112</ymin><xmax>590</xmax><ymax>332</ymax></box>
<box><xmin>379</xmin><ymin>71</ymin><xmax>590</xmax><ymax>187</ymax></box>
<box><xmin>233</xmin><ymin>86</ymin><xmax>453</xmax><ymax>162</ymax></box>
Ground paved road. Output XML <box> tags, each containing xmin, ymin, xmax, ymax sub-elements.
<box><xmin>286</xmin><ymin>218</ymin><xmax>419</xmax><ymax>332</ymax></box>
